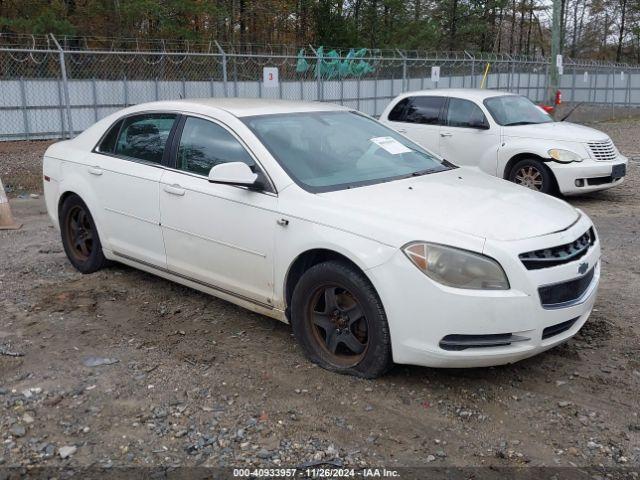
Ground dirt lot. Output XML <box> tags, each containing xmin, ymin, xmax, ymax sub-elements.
<box><xmin>1</xmin><ymin>120</ymin><xmax>640</xmax><ymax>475</ymax></box>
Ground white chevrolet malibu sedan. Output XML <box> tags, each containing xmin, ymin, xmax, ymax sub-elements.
<box><xmin>380</xmin><ymin>89</ymin><xmax>628</xmax><ymax>195</ymax></box>
<box><xmin>43</xmin><ymin>99</ymin><xmax>600</xmax><ymax>378</ymax></box>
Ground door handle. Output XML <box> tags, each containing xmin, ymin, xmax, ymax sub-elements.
<box><xmin>164</xmin><ymin>184</ymin><xmax>185</xmax><ymax>196</ymax></box>
<box><xmin>88</xmin><ymin>166</ymin><xmax>103</xmax><ymax>176</ymax></box>
<box><xmin>440</xmin><ymin>132</ymin><xmax>453</xmax><ymax>137</ymax></box>
<box><xmin>396</xmin><ymin>128</ymin><xmax>407</xmax><ymax>133</ymax></box>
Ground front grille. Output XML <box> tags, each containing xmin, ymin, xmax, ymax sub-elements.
<box><xmin>587</xmin><ymin>139</ymin><xmax>617</xmax><ymax>161</ymax></box>
<box><xmin>519</xmin><ymin>228</ymin><xmax>595</xmax><ymax>270</ymax></box>
<box><xmin>538</xmin><ymin>267</ymin><xmax>595</xmax><ymax>308</ymax></box>
<box><xmin>542</xmin><ymin>318</ymin><xmax>579</xmax><ymax>339</ymax></box>
<box><xmin>439</xmin><ymin>333</ymin><xmax>530</xmax><ymax>351</ymax></box>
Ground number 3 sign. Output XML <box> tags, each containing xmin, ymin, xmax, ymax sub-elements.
<box><xmin>263</xmin><ymin>67</ymin><xmax>279</xmax><ymax>88</ymax></box>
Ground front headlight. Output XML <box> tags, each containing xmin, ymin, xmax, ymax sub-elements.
<box><xmin>403</xmin><ymin>242</ymin><xmax>510</xmax><ymax>290</ymax></box>
<box><xmin>548</xmin><ymin>148</ymin><xmax>583</xmax><ymax>163</ymax></box>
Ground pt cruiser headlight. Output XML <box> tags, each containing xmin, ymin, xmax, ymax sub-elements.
<box><xmin>548</xmin><ymin>149</ymin><xmax>583</xmax><ymax>163</ymax></box>
<box><xmin>403</xmin><ymin>242</ymin><xmax>510</xmax><ymax>290</ymax></box>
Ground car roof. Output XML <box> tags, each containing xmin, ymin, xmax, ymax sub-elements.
<box><xmin>127</xmin><ymin>98</ymin><xmax>352</xmax><ymax>118</ymax></box>
<box><xmin>397</xmin><ymin>88</ymin><xmax>516</xmax><ymax>102</ymax></box>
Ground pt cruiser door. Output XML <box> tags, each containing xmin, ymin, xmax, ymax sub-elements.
<box><xmin>438</xmin><ymin>97</ymin><xmax>499</xmax><ymax>174</ymax></box>
<box><xmin>159</xmin><ymin>115</ymin><xmax>278</xmax><ymax>305</ymax></box>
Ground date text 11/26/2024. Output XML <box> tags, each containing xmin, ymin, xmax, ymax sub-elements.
<box><xmin>232</xmin><ymin>468</ymin><xmax>400</xmax><ymax>477</ymax></box>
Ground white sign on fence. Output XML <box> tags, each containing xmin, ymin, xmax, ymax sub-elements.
<box><xmin>431</xmin><ymin>66</ymin><xmax>440</xmax><ymax>83</ymax></box>
<box><xmin>584</xmin><ymin>71</ymin><xmax>589</xmax><ymax>82</ymax></box>
<box><xmin>263</xmin><ymin>67</ymin><xmax>279</xmax><ymax>88</ymax></box>
<box><xmin>556</xmin><ymin>54</ymin><xmax>563</xmax><ymax>68</ymax></box>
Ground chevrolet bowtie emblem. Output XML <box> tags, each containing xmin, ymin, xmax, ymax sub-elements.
<box><xmin>578</xmin><ymin>262</ymin><xmax>589</xmax><ymax>275</ymax></box>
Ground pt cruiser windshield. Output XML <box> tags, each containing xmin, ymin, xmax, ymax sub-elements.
<box><xmin>244</xmin><ymin>111</ymin><xmax>452</xmax><ymax>192</ymax></box>
<box><xmin>484</xmin><ymin>95</ymin><xmax>554</xmax><ymax>126</ymax></box>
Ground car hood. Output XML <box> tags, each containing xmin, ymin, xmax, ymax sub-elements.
<box><xmin>502</xmin><ymin>121</ymin><xmax>609</xmax><ymax>142</ymax></box>
<box><xmin>315</xmin><ymin>168</ymin><xmax>579</xmax><ymax>244</ymax></box>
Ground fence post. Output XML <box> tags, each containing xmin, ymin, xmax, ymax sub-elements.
<box><xmin>19</xmin><ymin>77</ymin><xmax>30</xmax><ymax>140</ymax></box>
<box><xmin>50</xmin><ymin>34</ymin><xmax>73</xmax><ymax>138</ymax></box>
<box><xmin>124</xmin><ymin>76</ymin><xmax>130</xmax><ymax>106</ymax></box>
<box><xmin>611</xmin><ymin>66</ymin><xmax>615</xmax><ymax>119</ymax></box>
<box><xmin>315</xmin><ymin>49</ymin><xmax>323</xmax><ymax>101</ymax></box>
<box><xmin>91</xmin><ymin>78</ymin><xmax>98</xmax><ymax>122</ymax></box>
<box><xmin>571</xmin><ymin>65</ymin><xmax>577</xmax><ymax>103</ymax></box>
<box><xmin>465</xmin><ymin>51</ymin><xmax>475</xmax><ymax>88</ymax></box>
<box><xmin>215</xmin><ymin>41</ymin><xmax>228</xmax><ymax>97</ymax></box>
<box><xmin>509</xmin><ymin>56</ymin><xmax>515</xmax><ymax>90</ymax></box>
<box><xmin>397</xmin><ymin>49</ymin><xmax>407</xmax><ymax>92</ymax></box>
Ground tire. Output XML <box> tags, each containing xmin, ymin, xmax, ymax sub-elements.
<box><xmin>59</xmin><ymin>194</ymin><xmax>109</xmax><ymax>274</ymax></box>
<box><xmin>508</xmin><ymin>158</ymin><xmax>557</xmax><ymax>195</ymax></box>
<box><xmin>290</xmin><ymin>260</ymin><xmax>392</xmax><ymax>378</ymax></box>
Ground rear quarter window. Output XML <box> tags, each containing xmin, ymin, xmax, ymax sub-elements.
<box><xmin>96</xmin><ymin>119</ymin><xmax>123</xmax><ymax>153</ymax></box>
<box><xmin>387</xmin><ymin>98</ymin><xmax>409</xmax><ymax>121</ymax></box>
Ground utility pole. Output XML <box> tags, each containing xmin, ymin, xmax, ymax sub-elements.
<box><xmin>549</xmin><ymin>0</ymin><xmax>562</xmax><ymax>106</ymax></box>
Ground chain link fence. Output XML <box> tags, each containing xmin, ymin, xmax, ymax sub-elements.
<box><xmin>2</xmin><ymin>34</ymin><xmax>640</xmax><ymax>141</ymax></box>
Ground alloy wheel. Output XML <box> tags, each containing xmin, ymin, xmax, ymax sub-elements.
<box><xmin>514</xmin><ymin>165</ymin><xmax>544</xmax><ymax>191</ymax></box>
<box><xmin>65</xmin><ymin>205</ymin><xmax>94</xmax><ymax>262</ymax></box>
<box><xmin>308</xmin><ymin>284</ymin><xmax>369</xmax><ymax>367</ymax></box>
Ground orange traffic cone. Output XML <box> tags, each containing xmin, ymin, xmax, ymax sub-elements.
<box><xmin>0</xmin><ymin>176</ymin><xmax>22</xmax><ymax>230</ymax></box>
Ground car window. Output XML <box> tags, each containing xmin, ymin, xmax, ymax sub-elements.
<box><xmin>387</xmin><ymin>98</ymin><xmax>409</xmax><ymax>121</ymax></box>
<box><xmin>114</xmin><ymin>113</ymin><xmax>177</xmax><ymax>163</ymax></box>
<box><xmin>97</xmin><ymin>119</ymin><xmax>123</xmax><ymax>153</ymax></box>
<box><xmin>403</xmin><ymin>96</ymin><xmax>445</xmax><ymax>125</ymax></box>
<box><xmin>177</xmin><ymin>117</ymin><xmax>255</xmax><ymax>176</ymax></box>
<box><xmin>446</xmin><ymin>98</ymin><xmax>488</xmax><ymax>128</ymax></box>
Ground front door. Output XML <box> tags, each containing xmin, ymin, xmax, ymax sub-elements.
<box><xmin>438</xmin><ymin>97</ymin><xmax>499</xmax><ymax>174</ymax></box>
<box><xmin>159</xmin><ymin>115</ymin><xmax>277</xmax><ymax>305</ymax></box>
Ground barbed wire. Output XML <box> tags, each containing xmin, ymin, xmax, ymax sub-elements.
<box><xmin>1</xmin><ymin>33</ymin><xmax>639</xmax><ymax>70</ymax></box>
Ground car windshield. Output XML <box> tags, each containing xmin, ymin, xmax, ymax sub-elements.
<box><xmin>243</xmin><ymin>111</ymin><xmax>452</xmax><ymax>192</ymax></box>
<box><xmin>484</xmin><ymin>95</ymin><xmax>554</xmax><ymax>126</ymax></box>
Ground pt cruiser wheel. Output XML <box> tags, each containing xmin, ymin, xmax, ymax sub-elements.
<box><xmin>291</xmin><ymin>261</ymin><xmax>392</xmax><ymax>378</ymax></box>
<box><xmin>509</xmin><ymin>158</ymin><xmax>556</xmax><ymax>194</ymax></box>
<box><xmin>60</xmin><ymin>194</ymin><xmax>108</xmax><ymax>274</ymax></box>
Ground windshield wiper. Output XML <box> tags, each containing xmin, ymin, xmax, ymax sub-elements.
<box><xmin>411</xmin><ymin>168</ymin><xmax>439</xmax><ymax>177</ymax></box>
<box><xmin>503</xmin><ymin>121</ymin><xmax>537</xmax><ymax>126</ymax></box>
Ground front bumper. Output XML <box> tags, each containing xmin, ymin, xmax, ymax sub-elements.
<box><xmin>549</xmin><ymin>155</ymin><xmax>628</xmax><ymax>195</ymax></box>
<box><xmin>367</xmin><ymin>215</ymin><xmax>600</xmax><ymax>368</ymax></box>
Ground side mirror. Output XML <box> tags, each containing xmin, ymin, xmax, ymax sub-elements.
<box><xmin>208</xmin><ymin>162</ymin><xmax>259</xmax><ymax>187</ymax></box>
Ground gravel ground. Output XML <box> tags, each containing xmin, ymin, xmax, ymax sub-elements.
<box><xmin>1</xmin><ymin>120</ymin><xmax>639</xmax><ymax>475</ymax></box>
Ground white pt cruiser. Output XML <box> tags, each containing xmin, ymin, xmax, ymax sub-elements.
<box><xmin>43</xmin><ymin>99</ymin><xmax>600</xmax><ymax>378</ymax></box>
<box><xmin>381</xmin><ymin>89</ymin><xmax>628</xmax><ymax>195</ymax></box>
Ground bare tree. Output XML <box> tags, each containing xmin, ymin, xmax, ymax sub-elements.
<box><xmin>616</xmin><ymin>0</ymin><xmax>629</xmax><ymax>61</ymax></box>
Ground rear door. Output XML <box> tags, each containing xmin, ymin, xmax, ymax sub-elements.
<box><xmin>383</xmin><ymin>96</ymin><xmax>446</xmax><ymax>155</ymax></box>
<box><xmin>439</xmin><ymin>97</ymin><xmax>499</xmax><ymax>174</ymax></box>
<box><xmin>85</xmin><ymin>112</ymin><xmax>177</xmax><ymax>267</ymax></box>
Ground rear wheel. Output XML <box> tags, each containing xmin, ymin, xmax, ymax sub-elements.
<box><xmin>508</xmin><ymin>158</ymin><xmax>556</xmax><ymax>194</ymax></box>
<box><xmin>59</xmin><ymin>195</ymin><xmax>108</xmax><ymax>274</ymax></box>
<box><xmin>291</xmin><ymin>260</ymin><xmax>392</xmax><ymax>378</ymax></box>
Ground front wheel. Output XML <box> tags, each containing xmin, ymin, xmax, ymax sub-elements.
<box><xmin>290</xmin><ymin>260</ymin><xmax>392</xmax><ymax>378</ymax></box>
<box><xmin>508</xmin><ymin>158</ymin><xmax>557</xmax><ymax>194</ymax></box>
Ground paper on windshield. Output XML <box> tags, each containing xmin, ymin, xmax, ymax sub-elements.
<box><xmin>370</xmin><ymin>136</ymin><xmax>412</xmax><ymax>155</ymax></box>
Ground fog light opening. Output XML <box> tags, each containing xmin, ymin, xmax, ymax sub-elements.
<box><xmin>575</xmin><ymin>179</ymin><xmax>585</xmax><ymax>187</ymax></box>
